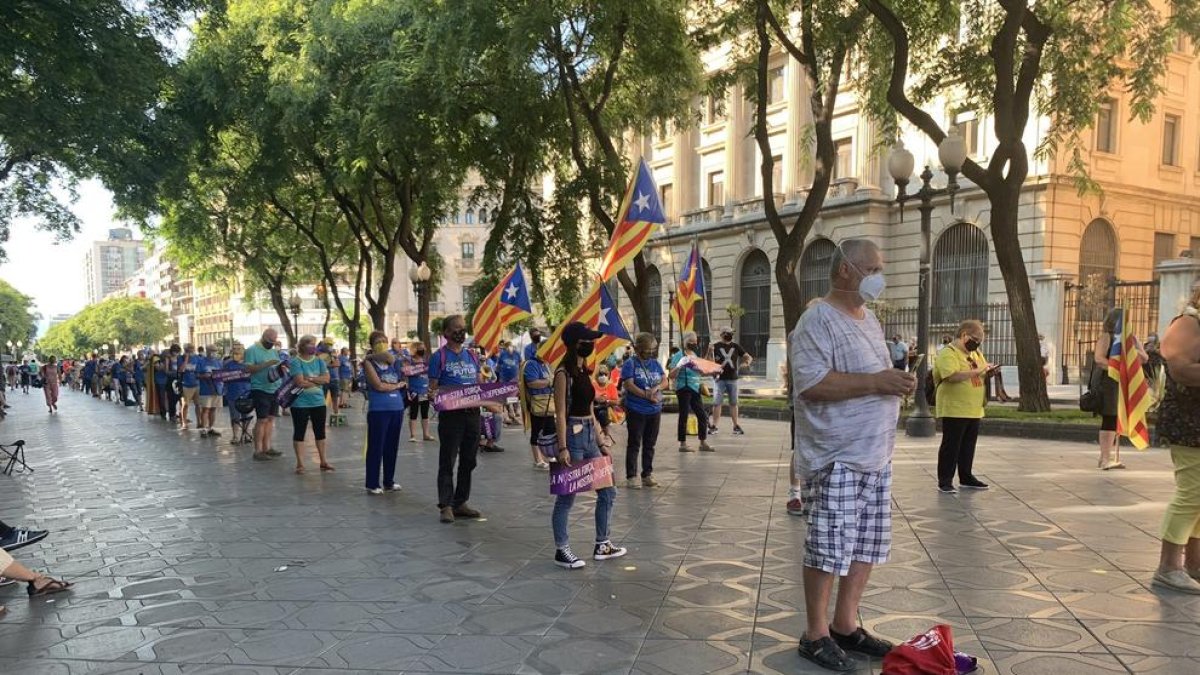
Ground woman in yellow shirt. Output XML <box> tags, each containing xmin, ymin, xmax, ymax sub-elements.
<box><xmin>934</xmin><ymin>319</ymin><xmax>995</xmax><ymax>494</ymax></box>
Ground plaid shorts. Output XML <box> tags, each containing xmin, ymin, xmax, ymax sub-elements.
<box><xmin>801</xmin><ymin>462</ymin><xmax>892</xmax><ymax>576</ymax></box>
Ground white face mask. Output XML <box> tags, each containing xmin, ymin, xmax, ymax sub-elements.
<box><xmin>842</xmin><ymin>254</ymin><xmax>886</xmax><ymax>302</ymax></box>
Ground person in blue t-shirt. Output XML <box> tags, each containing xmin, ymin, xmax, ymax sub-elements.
<box><xmin>178</xmin><ymin>345</ymin><xmax>200</xmax><ymax>430</ymax></box>
<box><xmin>132</xmin><ymin>355</ymin><xmax>144</xmax><ymax>410</ymax></box>
<box><xmin>222</xmin><ymin>343</ymin><xmax>253</xmax><ymax>440</ymax></box>
<box><xmin>363</xmin><ymin>330</ymin><xmax>407</xmax><ymax>493</ymax></box>
<box><xmin>428</xmin><ymin>315</ymin><xmax>498</xmax><ymax>523</ymax></box>
<box><xmin>522</xmin><ymin>352</ymin><xmax>554</xmax><ymax>471</ymax></box>
<box><xmin>620</xmin><ymin>332</ymin><xmax>666</xmax><ymax>488</ymax></box>
<box><xmin>196</xmin><ymin>347</ymin><xmax>222</xmax><ymax>437</ymax></box>
<box><xmin>522</xmin><ymin>327</ymin><xmax>543</xmax><ymax>363</ymax></box>
<box><xmin>338</xmin><ymin>348</ymin><xmax>352</xmax><ymax>407</ymax></box>
<box><xmin>406</xmin><ymin>341</ymin><xmax>432</xmax><ymax>442</ymax></box>
<box><xmin>496</xmin><ymin>341</ymin><xmax>522</xmax><ymax>425</ymax></box>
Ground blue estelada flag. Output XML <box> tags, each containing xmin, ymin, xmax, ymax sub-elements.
<box><xmin>597</xmin><ymin>158</ymin><xmax>667</xmax><ymax>281</ymax></box>
<box><xmin>538</xmin><ymin>276</ymin><xmax>632</xmax><ymax>369</ymax></box>
<box><xmin>471</xmin><ymin>262</ymin><xmax>533</xmax><ymax>353</ymax></box>
<box><xmin>670</xmin><ymin>243</ymin><xmax>705</xmax><ymax>333</ymax></box>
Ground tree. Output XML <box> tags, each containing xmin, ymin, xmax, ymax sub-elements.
<box><xmin>39</xmin><ymin>297</ymin><xmax>172</xmax><ymax>357</ymax></box>
<box><xmin>858</xmin><ymin>0</ymin><xmax>1200</xmax><ymax>411</ymax></box>
<box><xmin>0</xmin><ymin>0</ymin><xmax>202</xmax><ymax>258</ymax></box>
<box><xmin>0</xmin><ymin>279</ymin><xmax>37</xmax><ymax>348</ymax></box>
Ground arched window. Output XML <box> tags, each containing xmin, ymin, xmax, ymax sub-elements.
<box><xmin>464</xmin><ymin>208</ymin><xmax>475</xmax><ymax>224</ymax></box>
<box><xmin>1080</xmin><ymin>218</ymin><xmax>1118</xmax><ymax>284</ymax></box>
<box><xmin>932</xmin><ymin>223</ymin><xmax>989</xmax><ymax>324</ymax></box>
<box><xmin>695</xmin><ymin>258</ymin><xmax>715</xmax><ymax>353</ymax></box>
<box><xmin>738</xmin><ymin>249</ymin><xmax>771</xmax><ymax>375</ymax></box>
<box><xmin>479</xmin><ymin>207</ymin><xmax>489</xmax><ymax>224</ymax></box>
<box><xmin>798</xmin><ymin>238</ymin><xmax>836</xmax><ymax>308</ymax></box>
<box><xmin>644</xmin><ymin>265</ymin><xmax>662</xmax><ymax>343</ymax></box>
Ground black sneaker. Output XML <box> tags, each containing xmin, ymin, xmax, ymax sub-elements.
<box><xmin>481</xmin><ymin>444</ymin><xmax>505</xmax><ymax>453</ymax></box>
<box><xmin>798</xmin><ymin>635</ymin><xmax>856</xmax><ymax>672</ymax></box>
<box><xmin>937</xmin><ymin>484</ymin><xmax>958</xmax><ymax>494</ymax></box>
<box><xmin>593</xmin><ymin>541</ymin><xmax>627</xmax><ymax>560</ymax></box>
<box><xmin>830</xmin><ymin>626</ymin><xmax>893</xmax><ymax>657</ymax></box>
<box><xmin>732</xmin><ymin>425</ymin><xmax>745</xmax><ymax>436</ymax></box>
<box><xmin>960</xmin><ymin>478</ymin><xmax>990</xmax><ymax>490</ymax></box>
<box><xmin>555</xmin><ymin>546</ymin><xmax>585</xmax><ymax>569</ymax></box>
<box><xmin>0</xmin><ymin>527</ymin><xmax>49</xmax><ymax>552</ymax></box>
<box><xmin>708</xmin><ymin>426</ymin><xmax>719</xmax><ymax>435</ymax></box>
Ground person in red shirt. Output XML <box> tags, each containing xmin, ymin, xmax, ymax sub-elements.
<box><xmin>592</xmin><ymin>366</ymin><xmax>619</xmax><ymax>433</ymax></box>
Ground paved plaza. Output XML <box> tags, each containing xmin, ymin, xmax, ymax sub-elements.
<box><xmin>0</xmin><ymin>391</ymin><xmax>1197</xmax><ymax>674</ymax></box>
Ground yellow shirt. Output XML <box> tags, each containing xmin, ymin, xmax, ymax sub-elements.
<box><xmin>934</xmin><ymin>345</ymin><xmax>987</xmax><ymax>419</ymax></box>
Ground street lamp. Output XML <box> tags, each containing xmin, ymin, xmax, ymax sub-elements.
<box><xmin>409</xmin><ymin>261</ymin><xmax>432</xmax><ymax>347</ymax></box>
<box><xmin>288</xmin><ymin>291</ymin><xmax>303</xmax><ymax>346</ymax></box>
<box><xmin>887</xmin><ymin>129</ymin><xmax>967</xmax><ymax>437</ymax></box>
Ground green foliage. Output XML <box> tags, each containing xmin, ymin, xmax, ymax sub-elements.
<box><xmin>37</xmin><ymin>297</ymin><xmax>171</xmax><ymax>358</ymax></box>
<box><xmin>0</xmin><ymin>280</ymin><xmax>38</xmax><ymax>348</ymax></box>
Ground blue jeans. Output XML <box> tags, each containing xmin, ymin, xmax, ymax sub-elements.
<box><xmin>552</xmin><ymin>418</ymin><xmax>616</xmax><ymax>549</ymax></box>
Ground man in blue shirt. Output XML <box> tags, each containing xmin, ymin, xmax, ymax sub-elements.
<box><xmin>428</xmin><ymin>315</ymin><xmax>492</xmax><ymax>524</ymax></box>
<box><xmin>178</xmin><ymin>344</ymin><xmax>201</xmax><ymax>431</ymax></box>
<box><xmin>338</xmin><ymin>347</ymin><xmax>352</xmax><ymax>408</ymax></box>
<box><xmin>496</xmin><ymin>341</ymin><xmax>522</xmax><ymax>426</ymax></box>
<box><xmin>244</xmin><ymin>329</ymin><xmax>283</xmax><ymax>461</ymax></box>
<box><xmin>522</xmin><ymin>327</ymin><xmax>544</xmax><ymax>362</ymax></box>
<box><xmin>196</xmin><ymin>346</ymin><xmax>222</xmax><ymax>437</ymax></box>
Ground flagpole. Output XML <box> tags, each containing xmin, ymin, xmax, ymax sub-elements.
<box><xmin>660</xmin><ymin>220</ymin><xmax>680</xmax><ymax>352</ymax></box>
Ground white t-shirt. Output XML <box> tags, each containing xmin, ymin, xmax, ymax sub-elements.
<box><xmin>789</xmin><ymin>300</ymin><xmax>899</xmax><ymax>474</ymax></box>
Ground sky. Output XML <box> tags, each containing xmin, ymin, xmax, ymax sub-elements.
<box><xmin>0</xmin><ymin>180</ymin><xmax>143</xmax><ymax>330</ymax></box>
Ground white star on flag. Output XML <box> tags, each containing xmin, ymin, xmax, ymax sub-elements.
<box><xmin>634</xmin><ymin>192</ymin><xmax>650</xmax><ymax>212</ymax></box>
<box><xmin>598</xmin><ymin>306</ymin><xmax>611</xmax><ymax>327</ymax></box>
<box><xmin>504</xmin><ymin>283</ymin><xmax>519</xmax><ymax>300</ymax></box>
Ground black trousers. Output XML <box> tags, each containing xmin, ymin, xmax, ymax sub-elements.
<box><xmin>938</xmin><ymin>417</ymin><xmax>981</xmax><ymax>486</ymax></box>
<box><xmin>676</xmin><ymin>388</ymin><xmax>709</xmax><ymax>442</ymax></box>
<box><xmin>437</xmin><ymin>409</ymin><xmax>480</xmax><ymax>508</ymax></box>
<box><xmin>291</xmin><ymin>405</ymin><xmax>327</xmax><ymax>442</ymax></box>
<box><xmin>625</xmin><ymin>410</ymin><xmax>660</xmax><ymax>479</ymax></box>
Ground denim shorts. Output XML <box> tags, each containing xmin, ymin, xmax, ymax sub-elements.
<box><xmin>566</xmin><ymin>417</ymin><xmax>602</xmax><ymax>461</ymax></box>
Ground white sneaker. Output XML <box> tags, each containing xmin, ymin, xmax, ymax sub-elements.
<box><xmin>533</xmin><ymin>461</ymin><xmax>550</xmax><ymax>470</ymax></box>
<box><xmin>385</xmin><ymin>484</ymin><xmax>402</xmax><ymax>492</ymax></box>
<box><xmin>366</xmin><ymin>487</ymin><xmax>384</xmax><ymax>495</ymax></box>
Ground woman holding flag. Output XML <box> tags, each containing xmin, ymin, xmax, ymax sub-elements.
<box><xmin>1092</xmin><ymin>308</ymin><xmax>1148</xmax><ymax>470</ymax></box>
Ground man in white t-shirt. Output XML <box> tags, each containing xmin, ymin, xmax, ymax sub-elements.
<box><xmin>789</xmin><ymin>239</ymin><xmax>916</xmax><ymax>671</ymax></box>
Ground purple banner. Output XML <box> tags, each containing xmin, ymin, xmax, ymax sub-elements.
<box><xmin>549</xmin><ymin>455</ymin><xmax>615</xmax><ymax>495</ymax></box>
<box><xmin>402</xmin><ymin>362</ymin><xmax>427</xmax><ymax>377</ymax></box>
<box><xmin>212</xmin><ymin>368</ymin><xmax>249</xmax><ymax>383</ymax></box>
<box><xmin>275</xmin><ymin>381</ymin><xmax>304</xmax><ymax>409</ymax></box>
<box><xmin>433</xmin><ymin>381</ymin><xmax>518</xmax><ymax>412</ymax></box>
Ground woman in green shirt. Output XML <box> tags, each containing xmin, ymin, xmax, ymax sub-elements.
<box><xmin>933</xmin><ymin>319</ymin><xmax>995</xmax><ymax>494</ymax></box>
<box><xmin>289</xmin><ymin>335</ymin><xmax>333</xmax><ymax>474</ymax></box>
<box><xmin>668</xmin><ymin>332</ymin><xmax>714</xmax><ymax>453</ymax></box>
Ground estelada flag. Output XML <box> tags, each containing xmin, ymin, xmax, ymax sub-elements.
<box><xmin>1106</xmin><ymin>308</ymin><xmax>1152</xmax><ymax>449</ymax></box>
<box><xmin>538</xmin><ymin>278</ymin><xmax>632</xmax><ymax>369</ymax></box>
<box><xmin>596</xmin><ymin>158</ymin><xmax>666</xmax><ymax>281</ymax></box>
<box><xmin>670</xmin><ymin>243</ymin><xmax>705</xmax><ymax>334</ymax></box>
<box><xmin>471</xmin><ymin>262</ymin><xmax>533</xmax><ymax>354</ymax></box>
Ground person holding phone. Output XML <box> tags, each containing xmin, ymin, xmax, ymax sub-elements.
<box><xmin>932</xmin><ymin>319</ymin><xmax>994</xmax><ymax>494</ymax></box>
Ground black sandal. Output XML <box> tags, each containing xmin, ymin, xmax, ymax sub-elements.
<box><xmin>27</xmin><ymin>577</ymin><xmax>72</xmax><ymax>597</ymax></box>
<box><xmin>798</xmin><ymin>635</ymin><xmax>856</xmax><ymax>672</ymax></box>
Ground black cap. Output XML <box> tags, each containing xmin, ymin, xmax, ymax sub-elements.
<box><xmin>562</xmin><ymin>321</ymin><xmax>603</xmax><ymax>345</ymax></box>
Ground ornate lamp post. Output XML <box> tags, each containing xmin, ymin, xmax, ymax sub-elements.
<box><xmin>887</xmin><ymin>128</ymin><xmax>967</xmax><ymax>437</ymax></box>
<box><xmin>288</xmin><ymin>291</ymin><xmax>303</xmax><ymax>346</ymax></box>
<box><xmin>409</xmin><ymin>261</ymin><xmax>432</xmax><ymax>347</ymax></box>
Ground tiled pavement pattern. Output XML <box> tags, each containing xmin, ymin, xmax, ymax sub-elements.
<box><xmin>0</xmin><ymin>391</ymin><xmax>1197</xmax><ymax>674</ymax></box>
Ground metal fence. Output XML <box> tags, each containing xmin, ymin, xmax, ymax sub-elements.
<box><xmin>878</xmin><ymin>302</ymin><xmax>1017</xmax><ymax>366</ymax></box>
<box><xmin>1061</xmin><ymin>279</ymin><xmax>1159</xmax><ymax>382</ymax></box>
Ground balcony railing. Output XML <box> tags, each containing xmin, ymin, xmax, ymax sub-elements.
<box><xmin>681</xmin><ymin>205</ymin><xmax>725</xmax><ymax>226</ymax></box>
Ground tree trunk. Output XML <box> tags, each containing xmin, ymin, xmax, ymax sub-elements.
<box><xmin>346</xmin><ymin>319</ymin><xmax>359</xmax><ymax>362</ymax></box>
<box><xmin>267</xmin><ymin>287</ymin><xmax>295</xmax><ymax>347</ymax></box>
<box><xmin>775</xmin><ymin>244</ymin><xmax>805</xmax><ymax>337</ymax></box>
<box><xmin>990</xmin><ymin>190</ymin><xmax>1050</xmax><ymax>412</ymax></box>
<box><xmin>617</xmin><ymin>266</ymin><xmax>652</xmax><ymax>337</ymax></box>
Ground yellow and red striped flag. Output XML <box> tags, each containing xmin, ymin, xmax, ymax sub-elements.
<box><xmin>669</xmin><ymin>243</ymin><xmax>705</xmax><ymax>334</ymax></box>
<box><xmin>537</xmin><ymin>278</ymin><xmax>632</xmax><ymax>369</ymax></box>
<box><xmin>596</xmin><ymin>158</ymin><xmax>667</xmax><ymax>281</ymax></box>
<box><xmin>1107</xmin><ymin>308</ymin><xmax>1152</xmax><ymax>449</ymax></box>
<box><xmin>470</xmin><ymin>263</ymin><xmax>532</xmax><ymax>354</ymax></box>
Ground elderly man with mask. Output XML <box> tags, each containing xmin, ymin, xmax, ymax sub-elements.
<box><xmin>789</xmin><ymin>239</ymin><xmax>915</xmax><ymax>671</ymax></box>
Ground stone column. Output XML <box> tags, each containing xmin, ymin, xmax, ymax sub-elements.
<box><xmin>1156</xmin><ymin>258</ymin><xmax>1200</xmax><ymax>337</ymax></box>
<box><xmin>783</xmin><ymin>60</ymin><xmax>804</xmax><ymax>204</ymax></box>
<box><xmin>723</xmin><ymin>85</ymin><xmax>745</xmax><ymax>220</ymax></box>
<box><xmin>1031</xmin><ymin>269</ymin><xmax>1073</xmax><ymax>384</ymax></box>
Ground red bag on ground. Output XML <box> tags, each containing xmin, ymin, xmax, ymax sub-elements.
<box><xmin>881</xmin><ymin>624</ymin><xmax>957</xmax><ymax>675</ymax></box>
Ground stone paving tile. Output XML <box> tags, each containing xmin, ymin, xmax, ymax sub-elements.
<box><xmin>1</xmin><ymin>391</ymin><xmax>1196</xmax><ymax>672</ymax></box>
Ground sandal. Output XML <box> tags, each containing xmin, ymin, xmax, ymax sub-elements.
<box><xmin>295</xmin><ymin>466</ymin><xmax>306</xmax><ymax>474</ymax></box>
<box><xmin>320</xmin><ymin>464</ymin><xmax>335</xmax><ymax>472</ymax></box>
<box><xmin>798</xmin><ymin>635</ymin><xmax>856</xmax><ymax>672</ymax></box>
<box><xmin>27</xmin><ymin>577</ymin><xmax>72</xmax><ymax>597</ymax></box>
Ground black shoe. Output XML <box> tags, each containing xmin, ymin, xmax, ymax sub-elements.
<box><xmin>554</xmin><ymin>546</ymin><xmax>585</xmax><ymax>569</ymax></box>
<box><xmin>0</xmin><ymin>527</ymin><xmax>49</xmax><ymax>552</ymax></box>
<box><xmin>959</xmin><ymin>477</ymin><xmax>990</xmax><ymax>490</ymax></box>
<box><xmin>593</xmin><ymin>541</ymin><xmax>627</xmax><ymax>560</ymax></box>
<box><xmin>937</xmin><ymin>484</ymin><xmax>958</xmax><ymax>494</ymax></box>
<box><xmin>481</xmin><ymin>444</ymin><xmax>505</xmax><ymax>453</ymax></box>
<box><xmin>797</xmin><ymin>635</ymin><xmax>856</xmax><ymax>672</ymax></box>
<box><xmin>830</xmin><ymin>625</ymin><xmax>894</xmax><ymax>658</ymax></box>
<box><xmin>732</xmin><ymin>425</ymin><xmax>745</xmax><ymax>436</ymax></box>
<box><xmin>708</xmin><ymin>426</ymin><xmax>718</xmax><ymax>435</ymax></box>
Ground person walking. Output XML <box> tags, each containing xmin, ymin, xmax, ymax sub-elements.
<box><xmin>668</xmin><ymin>332</ymin><xmax>713</xmax><ymax>453</ymax></box>
<box><xmin>288</xmin><ymin>335</ymin><xmax>333</xmax><ymax>474</ymax></box>
<box><xmin>708</xmin><ymin>327</ymin><xmax>751</xmax><ymax>436</ymax></box>
<box><xmin>428</xmin><ymin>315</ymin><xmax>487</xmax><ymax>523</ymax></box>
<box><xmin>39</xmin><ymin>356</ymin><xmax>60</xmax><ymax>413</ymax></box>
<box><xmin>620</xmin><ymin>332</ymin><xmax>665</xmax><ymax>489</ymax></box>
<box><xmin>522</xmin><ymin>344</ymin><xmax>554</xmax><ymax>471</ymax></box>
<box><xmin>406</xmin><ymin>342</ymin><xmax>433</xmax><ymax>442</ymax></box>
<box><xmin>933</xmin><ymin>319</ymin><xmax>994</xmax><ymax>494</ymax></box>
<box><xmin>1152</xmin><ymin>282</ymin><xmax>1200</xmax><ymax>593</ymax></box>
<box><xmin>244</xmin><ymin>329</ymin><xmax>283</xmax><ymax>461</ymax></box>
<box><xmin>550</xmin><ymin>322</ymin><xmax>626</xmax><ymax>569</ymax></box>
<box><xmin>790</xmin><ymin>239</ymin><xmax>913</xmax><ymax>671</ymax></box>
<box><xmin>1092</xmin><ymin>309</ymin><xmax>1148</xmax><ymax>470</ymax></box>
<box><xmin>363</xmin><ymin>330</ymin><xmax>406</xmax><ymax>494</ymax></box>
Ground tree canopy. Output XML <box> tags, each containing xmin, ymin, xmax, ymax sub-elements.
<box><xmin>38</xmin><ymin>297</ymin><xmax>172</xmax><ymax>358</ymax></box>
<box><xmin>0</xmin><ymin>279</ymin><xmax>38</xmax><ymax>349</ymax></box>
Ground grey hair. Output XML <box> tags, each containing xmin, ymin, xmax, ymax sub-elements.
<box><xmin>634</xmin><ymin>332</ymin><xmax>657</xmax><ymax>351</ymax></box>
<box><xmin>682</xmin><ymin>331</ymin><xmax>698</xmax><ymax>345</ymax></box>
<box><xmin>829</xmin><ymin>238</ymin><xmax>880</xmax><ymax>281</ymax></box>
<box><xmin>297</xmin><ymin>334</ymin><xmax>318</xmax><ymax>349</ymax></box>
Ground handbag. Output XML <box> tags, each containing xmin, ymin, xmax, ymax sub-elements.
<box><xmin>1080</xmin><ymin>363</ymin><xmax>1104</xmax><ymax>413</ymax></box>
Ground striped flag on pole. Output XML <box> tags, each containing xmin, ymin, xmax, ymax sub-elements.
<box><xmin>1107</xmin><ymin>308</ymin><xmax>1152</xmax><ymax>450</ymax></box>
<box><xmin>538</xmin><ymin>278</ymin><xmax>632</xmax><ymax>369</ymax></box>
<box><xmin>669</xmin><ymin>243</ymin><xmax>705</xmax><ymax>334</ymax></box>
<box><xmin>596</xmin><ymin>158</ymin><xmax>666</xmax><ymax>281</ymax></box>
<box><xmin>470</xmin><ymin>262</ymin><xmax>533</xmax><ymax>354</ymax></box>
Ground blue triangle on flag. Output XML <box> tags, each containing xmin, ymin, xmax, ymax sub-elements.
<box><xmin>500</xmin><ymin>263</ymin><xmax>533</xmax><ymax>313</ymax></box>
<box><xmin>597</xmin><ymin>283</ymin><xmax>631</xmax><ymax>342</ymax></box>
<box><xmin>627</xmin><ymin>159</ymin><xmax>666</xmax><ymax>225</ymax></box>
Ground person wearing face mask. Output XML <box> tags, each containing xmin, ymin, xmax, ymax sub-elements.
<box><xmin>620</xmin><ymin>333</ymin><xmax>665</xmax><ymax>489</ymax></box>
<box><xmin>406</xmin><ymin>341</ymin><xmax>434</xmax><ymax>442</ymax></box>
<box><xmin>550</xmin><ymin>322</ymin><xmax>626</xmax><ymax>569</ymax></box>
<box><xmin>523</xmin><ymin>327</ymin><xmax>544</xmax><ymax>362</ymax></box>
<box><xmin>592</xmin><ymin>366</ymin><xmax>618</xmax><ymax>434</ymax></box>
<box><xmin>521</xmin><ymin>333</ymin><xmax>554</xmax><ymax>471</ymax></box>
<box><xmin>363</xmin><ymin>330</ymin><xmax>407</xmax><ymax>494</ymax></box>
<box><xmin>668</xmin><ymin>332</ymin><xmax>714</xmax><ymax>453</ymax></box>
<box><xmin>223</xmin><ymin>343</ymin><xmax>254</xmax><ymax>443</ymax></box>
<box><xmin>288</xmin><ymin>334</ymin><xmax>333</xmax><ymax>474</ymax></box>
<box><xmin>789</xmin><ymin>239</ymin><xmax>914</xmax><ymax>671</ymax></box>
<box><xmin>496</xmin><ymin>341</ymin><xmax>522</xmax><ymax>425</ymax></box>
<box><xmin>428</xmin><ymin>315</ymin><xmax>489</xmax><ymax>523</ymax></box>
<box><xmin>707</xmin><ymin>327</ymin><xmax>751</xmax><ymax>436</ymax></box>
<box><xmin>338</xmin><ymin>347</ymin><xmax>353</xmax><ymax>409</ymax></box>
<box><xmin>932</xmin><ymin>320</ymin><xmax>995</xmax><ymax>494</ymax></box>
<box><xmin>178</xmin><ymin>344</ymin><xmax>200</xmax><ymax>431</ymax></box>
<box><xmin>244</xmin><ymin>329</ymin><xmax>284</xmax><ymax>461</ymax></box>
